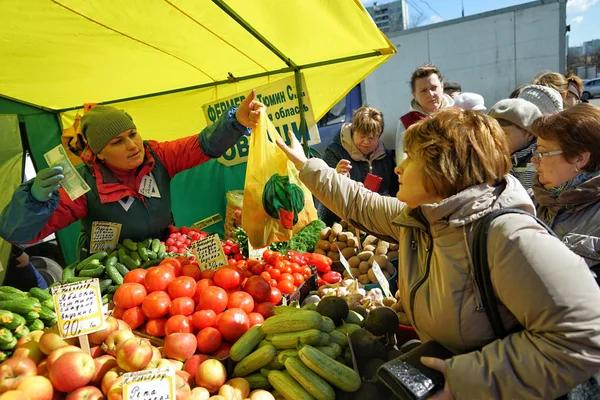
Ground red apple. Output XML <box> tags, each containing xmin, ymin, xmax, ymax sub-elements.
<box><xmin>0</xmin><ymin>356</ymin><xmax>37</xmax><ymax>392</ymax></box>
<box><xmin>106</xmin><ymin>375</ymin><xmax>124</xmax><ymax>400</ymax></box>
<box><xmin>88</xmin><ymin>317</ymin><xmax>119</xmax><ymax>345</ymax></box>
<box><xmin>65</xmin><ymin>386</ymin><xmax>104</xmax><ymax>400</ymax></box>
<box><xmin>116</xmin><ymin>319</ymin><xmax>131</xmax><ymax>331</ymax></box>
<box><xmin>190</xmin><ymin>387</ymin><xmax>210</xmax><ymax>400</ymax></box>
<box><xmin>15</xmin><ymin>375</ymin><xmax>53</xmax><ymax>400</ymax></box>
<box><xmin>16</xmin><ymin>330</ymin><xmax>44</xmax><ymax>348</ymax></box>
<box><xmin>37</xmin><ymin>360</ymin><xmax>49</xmax><ymax>377</ymax></box>
<box><xmin>0</xmin><ymin>390</ymin><xmax>30</xmax><ymax>400</ymax></box>
<box><xmin>89</xmin><ymin>345</ymin><xmax>105</xmax><ymax>358</ymax></box>
<box><xmin>116</xmin><ymin>337</ymin><xmax>153</xmax><ymax>372</ymax></box>
<box><xmin>101</xmin><ymin>367</ymin><xmax>122</xmax><ymax>396</ymax></box>
<box><xmin>46</xmin><ymin>345</ymin><xmax>82</xmax><ymax>369</ymax></box>
<box><xmin>184</xmin><ymin>354</ymin><xmax>209</xmax><ymax>377</ymax></box>
<box><xmin>164</xmin><ymin>332</ymin><xmax>197</xmax><ymax>361</ymax></box>
<box><xmin>39</xmin><ymin>332</ymin><xmax>75</xmax><ymax>355</ymax></box>
<box><xmin>176</xmin><ymin>369</ymin><xmax>194</xmax><ymax>388</ymax></box>
<box><xmin>12</xmin><ymin>340</ymin><xmax>45</xmax><ymax>364</ymax></box>
<box><xmin>175</xmin><ymin>373</ymin><xmax>192</xmax><ymax>399</ymax></box>
<box><xmin>226</xmin><ymin>377</ymin><xmax>250</xmax><ymax>399</ymax></box>
<box><xmin>194</xmin><ymin>359</ymin><xmax>226</xmax><ymax>394</ymax></box>
<box><xmin>49</xmin><ymin>351</ymin><xmax>95</xmax><ymax>393</ymax></box>
<box><xmin>102</xmin><ymin>329</ymin><xmax>135</xmax><ymax>356</ymax></box>
<box><xmin>90</xmin><ymin>354</ymin><xmax>118</xmax><ymax>387</ymax></box>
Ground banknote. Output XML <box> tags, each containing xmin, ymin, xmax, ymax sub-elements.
<box><xmin>43</xmin><ymin>145</ymin><xmax>90</xmax><ymax>201</ymax></box>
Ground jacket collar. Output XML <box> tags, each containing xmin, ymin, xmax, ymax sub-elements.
<box><xmin>409</xmin><ymin>93</ymin><xmax>455</xmax><ymax>116</ymax></box>
<box><xmin>339</xmin><ymin>123</ymin><xmax>386</xmax><ymax>162</ymax></box>
<box><xmin>533</xmin><ymin>174</ymin><xmax>600</xmax><ymax>214</ymax></box>
<box><xmin>392</xmin><ymin>175</ymin><xmax>535</xmax><ymax>237</ymax></box>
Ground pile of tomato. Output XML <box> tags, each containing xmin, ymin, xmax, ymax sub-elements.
<box><xmin>110</xmin><ymin>257</ymin><xmax>279</xmax><ymax>358</ymax></box>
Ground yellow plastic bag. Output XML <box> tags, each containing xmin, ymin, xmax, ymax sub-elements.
<box><xmin>242</xmin><ymin>110</ymin><xmax>317</xmax><ymax>248</ymax></box>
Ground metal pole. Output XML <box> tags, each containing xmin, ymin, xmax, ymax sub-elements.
<box><xmin>293</xmin><ymin>70</ymin><xmax>309</xmax><ymax>156</ymax></box>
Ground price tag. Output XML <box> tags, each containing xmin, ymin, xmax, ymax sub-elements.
<box><xmin>371</xmin><ymin>260</ymin><xmax>393</xmax><ymax>298</ymax></box>
<box><xmin>189</xmin><ymin>234</ymin><xmax>228</xmax><ymax>271</ymax></box>
<box><xmin>90</xmin><ymin>221</ymin><xmax>122</xmax><ymax>253</ymax></box>
<box><xmin>51</xmin><ymin>279</ymin><xmax>104</xmax><ymax>339</ymax></box>
<box><xmin>335</xmin><ymin>244</ymin><xmax>354</xmax><ymax>279</ymax></box>
<box><xmin>248</xmin><ymin>242</ymin><xmax>267</xmax><ymax>260</ymax></box>
<box><xmin>191</xmin><ymin>213</ymin><xmax>223</xmax><ymax>231</ymax></box>
<box><xmin>123</xmin><ymin>367</ymin><xmax>175</xmax><ymax>400</ymax></box>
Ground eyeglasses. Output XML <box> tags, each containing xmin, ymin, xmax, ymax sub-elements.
<box><xmin>532</xmin><ymin>149</ymin><xmax>563</xmax><ymax>162</ymax></box>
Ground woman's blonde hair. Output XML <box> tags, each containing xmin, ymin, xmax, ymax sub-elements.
<box><xmin>532</xmin><ymin>71</ymin><xmax>569</xmax><ymax>95</ymax></box>
<box><xmin>351</xmin><ymin>105</ymin><xmax>384</xmax><ymax>138</ymax></box>
<box><xmin>404</xmin><ymin>109</ymin><xmax>511</xmax><ymax>198</ymax></box>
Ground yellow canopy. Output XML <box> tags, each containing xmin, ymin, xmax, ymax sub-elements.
<box><xmin>0</xmin><ymin>0</ymin><xmax>395</xmax><ymax>142</ymax></box>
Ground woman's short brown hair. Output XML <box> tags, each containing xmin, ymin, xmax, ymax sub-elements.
<box><xmin>531</xmin><ymin>103</ymin><xmax>600</xmax><ymax>172</ymax></box>
<box><xmin>351</xmin><ymin>105</ymin><xmax>384</xmax><ymax>138</ymax></box>
<box><xmin>532</xmin><ymin>71</ymin><xmax>569</xmax><ymax>95</ymax></box>
<box><xmin>410</xmin><ymin>64</ymin><xmax>443</xmax><ymax>92</ymax></box>
<box><xmin>404</xmin><ymin>109</ymin><xmax>511</xmax><ymax>198</ymax></box>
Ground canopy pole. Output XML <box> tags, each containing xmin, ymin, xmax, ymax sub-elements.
<box><xmin>293</xmin><ymin>71</ymin><xmax>309</xmax><ymax>156</ymax></box>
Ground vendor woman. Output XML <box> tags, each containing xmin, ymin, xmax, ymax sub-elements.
<box><xmin>0</xmin><ymin>91</ymin><xmax>264</xmax><ymax>258</ymax></box>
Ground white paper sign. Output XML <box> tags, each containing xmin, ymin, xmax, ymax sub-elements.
<box><xmin>123</xmin><ymin>367</ymin><xmax>175</xmax><ymax>400</ymax></box>
<box><xmin>90</xmin><ymin>221</ymin><xmax>122</xmax><ymax>253</ymax></box>
<box><xmin>189</xmin><ymin>234</ymin><xmax>228</xmax><ymax>270</ymax></box>
<box><xmin>371</xmin><ymin>260</ymin><xmax>393</xmax><ymax>298</ymax></box>
<box><xmin>335</xmin><ymin>244</ymin><xmax>354</xmax><ymax>279</ymax></box>
<box><xmin>51</xmin><ymin>278</ymin><xmax>104</xmax><ymax>338</ymax></box>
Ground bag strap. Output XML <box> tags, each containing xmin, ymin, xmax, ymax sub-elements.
<box><xmin>472</xmin><ymin>208</ymin><xmax>556</xmax><ymax>339</ymax></box>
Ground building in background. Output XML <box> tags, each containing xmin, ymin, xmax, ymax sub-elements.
<box><xmin>366</xmin><ymin>1</ymin><xmax>409</xmax><ymax>35</ymax></box>
<box><xmin>584</xmin><ymin>39</ymin><xmax>600</xmax><ymax>55</ymax></box>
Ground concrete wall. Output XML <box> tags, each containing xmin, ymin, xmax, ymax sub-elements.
<box><xmin>365</xmin><ymin>0</ymin><xmax>566</xmax><ymax>149</ymax></box>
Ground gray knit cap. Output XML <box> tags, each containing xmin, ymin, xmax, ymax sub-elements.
<box><xmin>488</xmin><ymin>98</ymin><xmax>542</xmax><ymax>131</ymax></box>
<box><xmin>81</xmin><ymin>105</ymin><xmax>137</xmax><ymax>153</ymax></box>
<box><xmin>517</xmin><ymin>84</ymin><xmax>563</xmax><ymax>115</ymax></box>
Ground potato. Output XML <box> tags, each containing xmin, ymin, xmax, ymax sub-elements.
<box><xmin>363</xmin><ymin>244</ymin><xmax>376</xmax><ymax>252</ymax></box>
<box><xmin>327</xmin><ymin>251</ymin><xmax>340</xmax><ymax>261</ymax></box>
<box><xmin>383</xmin><ymin>271</ymin><xmax>390</xmax><ymax>279</ymax></box>
<box><xmin>350</xmin><ymin>267</ymin><xmax>361</xmax><ymax>278</ymax></box>
<box><xmin>370</xmin><ymin>254</ymin><xmax>388</xmax><ymax>268</ymax></box>
<box><xmin>338</xmin><ymin>231</ymin><xmax>354</xmax><ymax>242</ymax></box>
<box><xmin>389</xmin><ymin>243</ymin><xmax>399</xmax><ymax>251</ymax></box>
<box><xmin>341</xmin><ymin>246</ymin><xmax>357</xmax><ymax>259</ymax></box>
<box><xmin>367</xmin><ymin>268</ymin><xmax>378</xmax><ymax>283</ymax></box>
<box><xmin>316</xmin><ymin>240</ymin><xmax>331</xmax><ymax>252</ymax></box>
<box><xmin>331</xmin><ymin>261</ymin><xmax>343</xmax><ymax>272</ymax></box>
<box><xmin>331</xmin><ymin>222</ymin><xmax>343</xmax><ymax>236</ymax></box>
<box><xmin>358</xmin><ymin>261</ymin><xmax>370</xmax><ymax>274</ymax></box>
<box><xmin>313</xmin><ymin>248</ymin><xmax>327</xmax><ymax>256</ymax></box>
<box><xmin>375</xmin><ymin>241</ymin><xmax>390</xmax><ymax>255</ymax></box>
<box><xmin>385</xmin><ymin>261</ymin><xmax>395</xmax><ymax>275</ymax></box>
<box><xmin>346</xmin><ymin>237</ymin><xmax>359</xmax><ymax>248</ymax></box>
<box><xmin>332</xmin><ymin>241</ymin><xmax>347</xmax><ymax>251</ymax></box>
<box><xmin>358</xmin><ymin>274</ymin><xmax>371</xmax><ymax>284</ymax></box>
<box><xmin>362</xmin><ymin>234</ymin><xmax>378</xmax><ymax>247</ymax></box>
<box><xmin>383</xmin><ymin>297</ymin><xmax>396</xmax><ymax>307</ymax></box>
<box><xmin>348</xmin><ymin>256</ymin><xmax>361</xmax><ymax>269</ymax></box>
<box><xmin>391</xmin><ymin>301</ymin><xmax>403</xmax><ymax>312</ymax></box>
<box><xmin>329</xmin><ymin>233</ymin><xmax>338</xmax><ymax>243</ymax></box>
<box><xmin>387</xmin><ymin>251</ymin><xmax>399</xmax><ymax>260</ymax></box>
<box><xmin>320</xmin><ymin>227</ymin><xmax>332</xmax><ymax>240</ymax></box>
<box><xmin>343</xmin><ymin>270</ymin><xmax>352</xmax><ymax>279</ymax></box>
<box><xmin>357</xmin><ymin>250</ymin><xmax>374</xmax><ymax>262</ymax></box>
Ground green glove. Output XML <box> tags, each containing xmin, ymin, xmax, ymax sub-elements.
<box><xmin>31</xmin><ymin>166</ymin><xmax>64</xmax><ymax>202</ymax></box>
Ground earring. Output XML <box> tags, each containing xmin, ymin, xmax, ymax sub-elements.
<box><xmin>575</xmin><ymin>166</ymin><xmax>579</xmax><ymax>172</ymax></box>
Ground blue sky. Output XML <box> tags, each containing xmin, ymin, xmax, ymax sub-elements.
<box><xmin>361</xmin><ymin>0</ymin><xmax>599</xmax><ymax>46</ymax></box>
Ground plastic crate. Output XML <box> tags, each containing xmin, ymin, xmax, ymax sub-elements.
<box><xmin>282</xmin><ymin>265</ymin><xmax>318</xmax><ymax>305</ymax></box>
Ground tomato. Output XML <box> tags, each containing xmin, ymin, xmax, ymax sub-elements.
<box><xmin>145</xmin><ymin>318</ymin><xmax>168</xmax><ymax>337</ymax></box>
<box><xmin>262</xmin><ymin>249</ymin><xmax>274</xmax><ymax>262</ymax></box>
<box><xmin>227</xmin><ymin>258</ymin><xmax>236</xmax><ymax>266</ymax></box>
<box><xmin>244</xmin><ymin>276</ymin><xmax>272</xmax><ymax>303</ymax></box>
<box><xmin>176</xmin><ymin>255</ymin><xmax>189</xmax><ymax>266</ymax></box>
<box><xmin>248</xmin><ymin>312</ymin><xmax>265</xmax><ymax>327</ymax></box>
<box><xmin>281</xmin><ymin>266</ymin><xmax>292</xmax><ymax>275</ymax></box>
<box><xmin>181</xmin><ymin>264</ymin><xmax>201</xmax><ymax>281</ymax></box>
<box><xmin>212</xmin><ymin>341</ymin><xmax>232</xmax><ymax>360</ymax></box>
<box><xmin>123</xmin><ymin>269</ymin><xmax>147</xmax><ymax>285</ymax></box>
<box><xmin>269</xmin><ymin>287</ymin><xmax>283</xmax><ymax>305</ymax></box>
<box><xmin>122</xmin><ymin>306</ymin><xmax>146</xmax><ymax>330</ymax></box>
<box><xmin>322</xmin><ymin>271</ymin><xmax>343</xmax><ymax>284</ymax></box>
<box><xmin>273</xmin><ymin>260</ymin><xmax>285</xmax><ymax>271</ymax></box>
<box><xmin>217</xmin><ymin>308</ymin><xmax>249</xmax><ymax>342</ymax></box>
<box><xmin>290</xmin><ymin>263</ymin><xmax>302</xmax><ymax>274</ymax></box>
<box><xmin>144</xmin><ymin>266</ymin><xmax>176</xmax><ymax>293</ymax></box>
<box><xmin>301</xmin><ymin>266</ymin><xmax>313</xmax><ymax>277</ymax></box>
<box><xmin>236</xmin><ymin>260</ymin><xmax>248</xmax><ymax>271</ymax></box>
<box><xmin>194</xmin><ymin>278</ymin><xmax>215</xmax><ymax>301</ymax></box>
<box><xmin>268</xmin><ymin>279</ymin><xmax>278</xmax><ymax>288</ymax></box>
<box><xmin>213</xmin><ymin>267</ymin><xmax>243</xmax><ymax>290</ymax></box>
<box><xmin>259</xmin><ymin>271</ymin><xmax>271</xmax><ymax>281</ymax></box>
<box><xmin>253</xmin><ymin>302</ymin><xmax>274</xmax><ymax>319</ymax></box>
<box><xmin>112</xmin><ymin>306</ymin><xmax>125</xmax><ymax>320</ymax></box>
<box><xmin>201</xmin><ymin>269</ymin><xmax>215</xmax><ymax>280</ymax></box>
<box><xmin>113</xmin><ymin>283</ymin><xmax>147</xmax><ymax>309</ymax></box>
<box><xmin>292</xmin><ymin>273</ymin><xmax>305</xmax><ymax>286</ymax></box>
<box><xmin>165</xmin><ymin>314</ymin><xmax>193</xmax><ymax>335</ymax></box>
<box><xmin>227</xmin><ymin>291</ymin><xmax>255</xmax><ymax>314</ymax></box>
<box><xmin>267</xmin><ymin>253</ymin><xmax>283</xmax><ymax>266</ymax></box>
<box><xmin>160</xmin><ymin>257</ymin><xmax>183</xmax><ymax>277</ymax></box>
<box><xmin>278</xmin><ymin>273</ymin><xmax>294</xmax><ymax>283</ymax></box>
<box><xmin>141</xmin><ymin>290</ymin><xmax>171</xmax><ymax>319</ymax></box>
<box><xmin>277</xmin><ymin>280</ymin><xmax>296</xmax><ymax>295</ymax></box>
<box><xmin>269</xmin><ymin>268</ymin><xmax>281</xmax><ymax>280</ymax></box>
<box><xmin>244</xmin><ymin>270</ymin><xmax>253</xmax><ymax>278</ymax></box>
<box><xmin>196</xmin><ymin>327</ymin><xmax>222</xmax><ymax>354</ymax></box>
<box><xmin>310</xmin><ymin>254</ymin><xmax>332</xmax><ymax>273</ymax></box>
<box><xmin>251</xmin><ymin>263</ymin><xmax>264</xmax><ymax>275</ymax></box>
<box><xmin>197</xmin><ymin>286</ymin><xmax>228</xmax><ymax>313</ymax></box>
<box><xmin>168</xmin><ymin>276</ymin><xmax>197</xmax><ymax>299</ymax></box>
<box><xmin>170</xmin><ymin>297</ymin><xmax>195</xmax><ymax>316</ymax></box>
<box><xmin>191</xmin><ymin>309</ymin><xmax>217</xmax><ymax>330</ymax></box>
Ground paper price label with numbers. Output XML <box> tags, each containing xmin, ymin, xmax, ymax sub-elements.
<box><xmin>90</xmin><ymin>221</ymin><xmax>122</xmax><ymax>253</ymax></box>
<box><xmin>191</xmin><ymin>213</ymin><xmax>223</xmax><ymax>231</ymax></box>
<box><xmin>189</xmin><ymin>234</ymin><xmax>228</xmax><ymax>271</ymax></box>
<box><xmin>335</xmin><ymin>244</ymin><xmax>354</xmax><ymax>279</ymax></box>
<box><xmin>371</xmin><ymin>260</ymin><xmax>393</xmax><ymax>298</ymax></box>
<box><xmin>51</xmin><ymin>278</ymin><xmax>104</xmax><ymax>339</ymax></box>
<box><xmin>123</xmin><ymin>367</ymin><xmax>175</xmax><ymax>400</ymax></box>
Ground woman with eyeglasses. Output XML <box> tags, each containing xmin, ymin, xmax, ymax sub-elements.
<box><xmin>277</xmin><ymin>108</ymin><xmax>600</xmax><ymax>399</ymax></box>
<box><xmin>532</xmin><ymin>103</ymin><xmax>600</xmax><ymax>267</ymax></box>
<box><xmin>319</xmin><ymin>105</ymin><xmax>398</xmax><ymax>226</ymax></box>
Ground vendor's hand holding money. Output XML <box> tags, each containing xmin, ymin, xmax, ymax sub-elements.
<box><xmin>31</xmin><ymin>166</ymin><xmax>64</xmax><ymax>202</ymax></box>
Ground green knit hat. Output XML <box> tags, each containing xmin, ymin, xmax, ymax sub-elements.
<box><xmin>81</xmin><ymin>105</ymin><xmax>137</xmax><ymax>153</ymax></box>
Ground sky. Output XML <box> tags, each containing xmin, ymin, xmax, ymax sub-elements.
<box><xmin>361</xmin><ymin>0</ymin><xmax>599</xmax><ymax>47</ymax></box>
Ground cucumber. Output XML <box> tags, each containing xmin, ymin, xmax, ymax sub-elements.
<box><xmin>285</xmin><ymin>356</ymin><xmax>336</xmax><ymax>400</ymax></box>
<box><xmin>114</xmin><ymin>263</ymin><xmax>129</xmax><ymax>277</ymax></box>
<box><xmin>4</xmin><ymin>313</ymin><xmax>25</xmax><ymax>330</ymax></box>
<box><xmin>140</xmin><ymin>239</ymin><xmax>152</xmax><ymax>250</ymax></box>
<box><xmin>0</xmin><ymin>310</ymin><xmax>14</xmax><ymax>326</ymax></box>
<box><xmin>151</xmin><ymin>238</ymin><xmax>161</xmax><ymax>253</ymax></box>
<box><xmin>123</xmin><ymin>239</ymin><xmax>138</xmax><ymax>252</ymax></box>
<box><xmin>118</xmin><ymin>248</ymin><xmax>129</xmax><ymax>264</ymax></box>
<box><xmin>0</xmin><ymin>337</ymin><xmax>17</xmax><ymax>351</ymax></box>
<box><xmin>28</xmin><ymin>287</ymin><xmax>52</xmax><ymax>302</ymax></box>
<box><xmin>99</xmin><ymin>279</ymin><xmax>113</xmax><ymax>293</ymax></box>
<box><xmin>24</xmin><ymin>310</ymin><xmax>40</xmax><ymax>323</ymax></box>
<box><xmin>0</xmin><ymin>298</ymin><xmax>41</xmax><ymax>315</ymax></box>
<box><xmin>41</xmin><ymin>299</ymin><xmax>54</xmax><ymax>310</ymax></box>
<box><xmin>140</xmin><ymin>258</ymin><xmax>162</xmax><ymax>269</ymax></box>
<box><xmin>298</xmin><ymin>345</ymin><xmax>361</xmax><ymax>392</ymax></box>
<box><xmin>267</xmin><ymin>370</ymin><xmax>314</xmax><ymax>400</ymax></box>
<box><xmin>262</xmin><ymin>311</ymin><xmax>322</xmax><ymax>334</ymax></box>
<box><xmin>76</xmin><ymin>251</ymin><xmax>107</xmax><ymax>272</ymax></box>
<box><xmin>102</xmin><ymin>294</ymin><xmax>113</xmax><ymax>305</ymax></box>
<box><xmin>0</xmin><ymin>292</ymin><xmax>25</xmax><ymax>301</ymax></box>
<box><xmin>121</xmin><ymin>255</ymin><xmax>138</xmax><ymax>271</ymax></box>
<box><xmin>0</xmin><ymin>328</ymin><xmax>14</xmax><ymax>345</ymax></box>
<box><xmin>13</xmin><ymin>325</ymin><xmax>30</xmax><ymax>339</ymax></box>
<box><xmin>64</xmin><ymin>276</ymin><xmax>93</xmax><ymax>284</ymax></box>
<box><xmin>62</xmin><ymin>263</ymin><xmax>77</xmax><ymax>282</ymax></box>
<box><xmin>230</xmin><ymin>325</ymin><xmax>266</xmax><ymax>362</ymax></box>
<box><xmin>138</xmin><ymin>247</ymin><xmax>150</xmax><ymax>261</ymax></box>
<box><xmin>79</xmin><ymin>265</ymin><xmax>105</xmax><ymax>278</ymax></box>
<box><xmin>0</xmin><ymin>286</ymin><xmax>26</xmax><ymax>296</ymax></box>
<box><xmin>39</xmin><ymin>307</ymin><xmax>57</xmax><ymax>323</ymax></box>
<box><xmin>244</xmin><ymin>373</ymin><xmax>270</xmax><ymax>389</ymax></box>
<box><xmin>147</xmin><ymin>250</ymin><xmax>157</xmax><ymax>260</ymax></box>
<box><xmin>129</xmin><ymin>251</ymin><xmax>142</xmax><ymax>266</ymax></box>
<box><xmin>268</xmin><ymin>329</ymin><xmax>322</xmax><ymax>349</ymax></box>
<box><xmin>319</xmin><ymin>317</ymin><xmax>335</xmax><ymax>333</ymax></box>
<box><xmin>78</xmin><ymin>258</ymin><xmax>101</xmax><ymax>272</ymax></box>
<box><xmin>0</xmin><ymin>350</ymin><xmax>10</xmax><ymax>362</ymax></box>
<box><xmin>107</xmin><ymin>285</ymin><xmax>118</xmax><ymax>294</ymax></box>
<box><xmin>105</xmin><ymin>264</ymin><xmax>124</xmax><ymax>285</ymax></box>
<box><xmin>107</xmin><ymin>249</ymin><xmax>119</xmax><ymax>260</ymax></box>
<box><xmin>233</xmin><ymin>344</ymin><xmax>277</xmax><ymax>377</ymax></box>
<box><xmin>105</xmin><ymin>255</ymin><xmax>118</xmax><ymax>268</ymax></box>
<box><xmin>27</xmin><ymin>319</ymin><xmax>45</xmax><ymax>331</ymax></box>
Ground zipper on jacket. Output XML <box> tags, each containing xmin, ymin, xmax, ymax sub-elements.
<box><xmin>409</xmin><ymin>229</ymin><xmax>434</xmax><ymax>331</ymax></box>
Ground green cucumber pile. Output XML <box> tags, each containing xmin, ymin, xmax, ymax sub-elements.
<box><xmin>0</xmin><ymin>286</ymin><xmax>57</xmax><ymax>361</ymax></box>
<box><xmin>61</xmin><ymin>237</ymin><xmax>166</xmax><ymax>304</ymax></box>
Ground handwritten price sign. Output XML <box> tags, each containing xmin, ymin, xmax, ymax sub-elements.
<box><xmin>51</xmin><ymin>279</ymin><xmax>104</xmax><ymax>339</ymax></box>
<box><xmin>189</xmin><ymin>234</ymin><xmax>228</xmax><ymax>271</ymax></box>
<box><xmin>123</xmin><ymin>367</ymin><xmax>175</xmax><ymax>400</ymax></box>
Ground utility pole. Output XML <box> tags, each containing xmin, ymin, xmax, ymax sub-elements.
<box><xmin>461</xmin><ymin>0</ymin><xmax>465</xmax><ymax>17</ymax></box>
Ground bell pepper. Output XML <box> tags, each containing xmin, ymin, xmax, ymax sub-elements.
<box><xmin>322</xmin><ymin>271</ymin><xmax>342</xmax><ymax>284</ymax></box>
